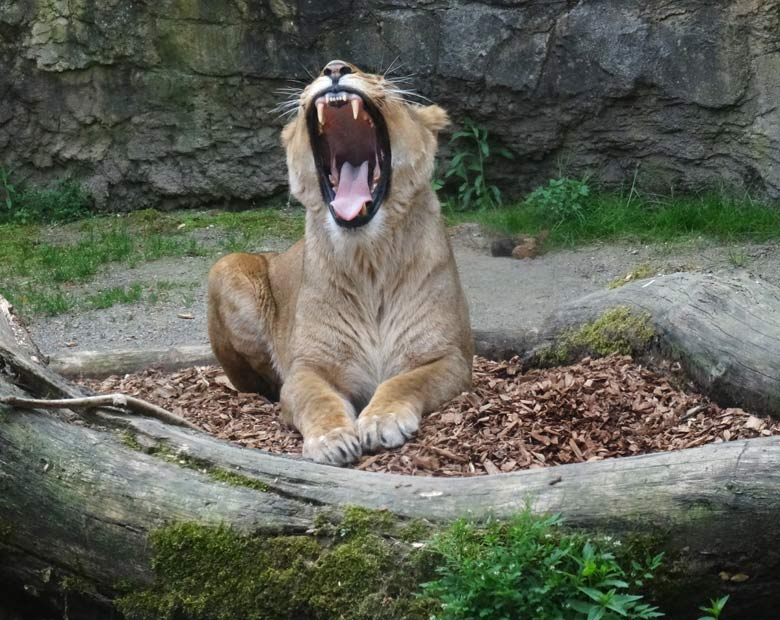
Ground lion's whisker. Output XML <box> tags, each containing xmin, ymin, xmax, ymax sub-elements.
<box><xmin>388</xmin><ymin>88</ymin><xmax>433</xmax><ymax>104</ymax></box>
<box><xmin>298</xmin><ymin>61</ymin><xmax>317</xmax><ymax>80</ymax></box>
<box><xmin>383</xmin><ymin>56</ymin><xmax>404</xmax><ymax>77</ymax></box>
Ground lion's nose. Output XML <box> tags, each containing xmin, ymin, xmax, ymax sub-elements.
<box><xmin>322</xmin><ymin>60</ymin><xmax>352</xmax><ymax>84</ymax></box>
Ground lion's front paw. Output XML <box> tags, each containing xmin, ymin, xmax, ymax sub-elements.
<box><xmin>303</xmin><ymin>426</ymin><xmax>362</xmax><ymax>466</ymax></box>
<box><xmin>358</xmin><ymin>408</ymin><xmax>419</xmax><ymax>452</ymax></box>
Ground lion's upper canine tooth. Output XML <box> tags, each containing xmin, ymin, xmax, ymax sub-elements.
<box><xmin>316</xmin><ymin>101</ymin><xmax>325</xmax><ymax>125</ymax></box>
<box><xmin>351</xmin><ymin>98</ymin><xmax>360</xmax><ymax>120</ymax></box>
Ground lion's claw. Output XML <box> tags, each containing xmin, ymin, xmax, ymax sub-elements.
<box><xmin>358</xmin><ymin>408</ymin><xmax>419</xmax><ymax>452</ymax></box>
<box><xmin>303</xmin><ymin>426</ymin><xmax>362</xmax><ymax>465</ymax></box>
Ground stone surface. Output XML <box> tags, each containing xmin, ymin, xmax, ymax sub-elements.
<box><xmin>1</xmin><ymin>0</ymin><xmax>779</xmax><ymax>209</ymax></box>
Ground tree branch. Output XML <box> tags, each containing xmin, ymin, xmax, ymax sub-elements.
<box><xmin>0</xmin><ymin>393</ymin><xmax>201</xmax><ymax>431</ymax></box>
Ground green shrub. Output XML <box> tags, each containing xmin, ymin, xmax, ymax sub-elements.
<box><xmin>0</xmin><ymin>168</ymin><xmax>92</xmax><ymax>224</ymax></box>
<box><xmin>422</xmin><ymin>511</ymin><xmax>664</xmax><ymax>620</ymax></box>
<box><xmin>699</xmin><ymin>595</ymin><xmax>729</xmax><ymax>620</ymax></box>
<box><xmin>524</xmin><ymin>176</ymin><xmax>592</xmax><ymax>225</ymax></box>
<box><xmin>439</xmin><ymin>118</ymin><xmax>513</xmax><ymax>211</ymax></box>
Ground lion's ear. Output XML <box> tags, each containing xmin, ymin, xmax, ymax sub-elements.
<box><xmin>416</xmin><ymin>105</ymin><xmax>450</xmax><ymax>134</ymax></box>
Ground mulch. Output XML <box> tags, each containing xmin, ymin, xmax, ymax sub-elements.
<box><xmin>82</xmin><ymin>354</ymin><xmax>780</xmax><ymax>476</ymax></box>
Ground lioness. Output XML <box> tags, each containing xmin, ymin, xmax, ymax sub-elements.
<box><xmin>208</xmin><ymin>60</ymin><xmax>472</xmax><ymax>465</ymax></box>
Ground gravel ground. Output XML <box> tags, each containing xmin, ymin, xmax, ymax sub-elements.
<box><xmin>27</xmin><ymin>228</ymin><xmax>780</xmax><ymax>357</ymax></box>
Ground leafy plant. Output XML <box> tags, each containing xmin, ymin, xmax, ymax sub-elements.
<box><xmin>421</xmin><ymin>511</ymin><xmax>664</xmax><ymax>620</ymax></box>
<box><xmin>524</xmin><ymin>176</ymin><xmax>592</xmax><ymax>225</ymax></box>
<box><xmin>0</xmin><ymin>168</ymin><xmax>92</xmax><ymax>224</ymax></box>
<box><xmin>698</xmin><ymin>595</ymin><xmax>729</xmax><ymax>620</ymax></box>
<box><xmin>441</xmin><ymin>118</ymin><xmax>513</xmax><ymax>211</ymax></box>
<box><xmin>0</xmin><ymin>167</ymin><xmax>19</xmax><ymax>214</ymax></box>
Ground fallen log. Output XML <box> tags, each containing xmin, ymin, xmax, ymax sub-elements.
<box><xmin>534</xmin><ymin>272</ymin><xmax>780</xmax><ymax>416</ymax></box>
<box><xmin>48</xmin><ymin>330</ymin><xmax>538</xmax><ymax>378</ymax></box>
<box><xmin>2</xmin><ymin>274</ymin><xmax>780</xmax><ymax>619</ymax></box>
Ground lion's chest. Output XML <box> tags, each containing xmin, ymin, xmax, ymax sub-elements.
<box><xmin>337</xmin><ymin>285</ymin><xmax>442</xmax><ymax>404</ymax></box>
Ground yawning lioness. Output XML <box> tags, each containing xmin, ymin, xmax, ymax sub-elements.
<box><xmin>208</xmin><ymin>60</ymin><xmax>473</xmax><ymax>465</ymax></box>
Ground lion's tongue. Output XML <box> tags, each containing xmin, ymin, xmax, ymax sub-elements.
<box><xmin>330</xmin><ymin>160</ymin><xmax>372</xmax><ymax>221</ymax></box>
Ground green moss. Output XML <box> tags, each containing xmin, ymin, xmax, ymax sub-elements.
<box><xmin>535</xmin><ymin>306</ymin><xmax>655</xmax><ymax>366</ymax></box>
<box><xmin>608</xmin><ymin>264</ymin><xmax>659</xmax><ymax>289</ymax></box>
<box><xmin>340</xmin><ymin>505</ymin><xmax>396</xmax><ymax>536</ymax></box>
<box><xmin>116</xmin><ymin>519</ymin><xmax>438</xmax><ymax>620</ymax></box>
<box><xmin>120</xmin><ymin>435</ymin><xmax>268</xmax><ymax>492</ymax></box>
<box><xmin>207</xmin><ymin>468</ymin><xmax>268</xmax><ymax>492</ymax></box>
<box><xmin>121</xmin><ymin>432</ymin><xmax>143</xmax><ymax>451</ymax></box>
<box><xmin>398</xmin><ymin>518</ymin><xmax>435</xmax><ymax>543</ymax></box>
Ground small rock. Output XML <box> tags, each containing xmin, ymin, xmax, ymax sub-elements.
<box><xmin>177</xmin><ymin>313</ymin><xmax>194</xmax><ymax>320</ymax></box>
<box><xmin>65</xmin><ymin>341</ymin><xmax>78</xmax><ymax>347</ymax></box>
<box><xmin>511</xmin><ymin>237</ymin><xmax>539</xmax><ymax>259</ymax></box>
<box><xmin>490</xmin><ymin>238</ymin><xmax>516</xmax><ymax>257</ymax></box>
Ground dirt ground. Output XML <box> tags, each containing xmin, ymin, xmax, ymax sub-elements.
<box><xmin>27</xmin><ymin>226</ymin><xmax>779</xmax><ymax>357</ymax></box>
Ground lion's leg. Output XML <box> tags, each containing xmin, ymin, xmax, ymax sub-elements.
<box><xmin>357</xmin><ymin>353</ymin><xmax>471</xmax><ymax>452</ymax></box>
<box><xmin>207</xmin><ymin>253</ymin><xmax>281</xmax><ymax>399</ymax></box>
<box><xmin>280</xmin><ymin>367</ymin><xmax>362</xmax><ymax>465</ymax></box>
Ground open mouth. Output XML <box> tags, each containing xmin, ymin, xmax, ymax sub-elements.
<box><xmin>307</xmin><ymin>87</ymin><xmax>391</xmax><ymax>228</ymax></box>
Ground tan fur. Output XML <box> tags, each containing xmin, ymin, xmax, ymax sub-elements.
<box><xmin>208</xmin><ymin>61</ymin><xmax>473</xmax><ymax>464</ymax></box>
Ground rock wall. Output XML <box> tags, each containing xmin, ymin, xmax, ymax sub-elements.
<box><xmin>0</xmin><ymin>0</ymin><xmax>778</xmax><ymax>210</ymax></box>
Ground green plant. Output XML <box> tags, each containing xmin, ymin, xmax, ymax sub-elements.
<box><xmin>445</xmin><ymin>185</ymin><xmax>780</xmax><ymax>248</ymax></box>
<box><xmin>698</xmin><ymin>595</ymin><xmax>729</xmax><ymax>620</ymax></box>
<box><xmin>441</xmin><ymin>118</ymin><xmax>513</xmax><ymax>211</ymax></box>
<box><xmin>0</xmin><ymin>167</ymin><xmax>19</xmax><ymax>215</ymax></box>
<box><xmin>0</xmin><ymin>168</ymin><xmax>92</xmax><ymax>224</ymax></box>
<box><xmin>87</xmin><ymin>283</ymin><xmax>143</xmax><ymax>310</ymax></box>
<box><xmin>421</xmin><ymin>511</ymin><xmax>663</xmax><ymax>620</ymax></box>
<box><xmin>727</xmin><ymin>248</ymin><xmax>749</xmax><ymax>268</ymax></box>
<box><xmin>524</xmin><ymin>176</ymin><xmax>592</xmax><ymax>225</ymax></box>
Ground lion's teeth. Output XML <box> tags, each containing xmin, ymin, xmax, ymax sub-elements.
<box><xmin>359</xmin><ymin>205</ymin><xmax>367</xmax><ymax>216</ymax></box>
<box><xmin>316</xmin><ymin>101</ymin><xmax>325</xmax><ymax>124</ymax></box>
<box><xmin>351</xmin><ymin>99</ymin><xmax>360</xmax><ymax>120</ymax></box>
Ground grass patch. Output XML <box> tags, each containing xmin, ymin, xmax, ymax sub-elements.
<box><xmin>2</xmin><ymin>180</ymin><xmax>776</xmax><ymax>318</ymax></box>
<box><xmin>447</xmin><ymin>185</ymin><xmax>780</xmax><ymax>248</ymax></box>
<box><xmin>86</xmin><ymin>283</ymin><xmax>143</xmax><ymax>309</ymax></box>
<box><xmin>178</xmin><ymin>204</ymin><xmax>305</xmax><ymax>239</ymax></box>
<box><xmin>0</xmin><ymin>202</ymin><xmax>303</xmax><ymax>317</ymax></box>
<box><xmin>1</xmin><ymin>169</ymin><xmax>92</xmax><ymax>224</ymax></box>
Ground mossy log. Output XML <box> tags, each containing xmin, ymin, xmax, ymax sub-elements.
<box><xmin>2</xmin><ymin>275</ymin><xmax>780</xmax><ymax>619</ymax></box>
<box><xmin>532</xmin><ymin>272</ymin><xmax>780</xmax><ymax>417</ymax></box>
